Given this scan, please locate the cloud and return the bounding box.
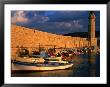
[58,22,72,27]
[72,20,83,28]
[11,11,50,24]
[37,16,49,23]
[53,20,83,29]
[33,19,84,34]
[59,11,86,15]
[11,11,29,23]
[11,11,99,34]
[26,15,49,24]
[34,13,37,17]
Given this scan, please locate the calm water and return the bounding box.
[11,53,100,77]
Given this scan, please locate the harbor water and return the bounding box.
[11,53,100,77]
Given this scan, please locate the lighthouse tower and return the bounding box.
[88,11,97,46]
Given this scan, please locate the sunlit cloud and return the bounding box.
[11,11,29,23]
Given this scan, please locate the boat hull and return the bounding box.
[11,63,73,71]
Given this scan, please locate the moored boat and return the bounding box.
[11,52,73,71]
[11,61,73,71]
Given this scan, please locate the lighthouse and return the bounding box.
[88,11,97,47]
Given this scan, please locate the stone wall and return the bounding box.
[11,24,97,55]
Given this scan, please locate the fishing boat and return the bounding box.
[11,62,73,71]
[11,57,73,71]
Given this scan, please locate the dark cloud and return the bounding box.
[11,11,100,34]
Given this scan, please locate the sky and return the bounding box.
[11,11,100,35]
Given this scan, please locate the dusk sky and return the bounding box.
[11,11,100,34]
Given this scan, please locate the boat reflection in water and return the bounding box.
[11,53,100,77]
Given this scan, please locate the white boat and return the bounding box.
[11,62,73,71]
[11,56,73,71]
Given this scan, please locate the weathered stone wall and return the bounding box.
[90,38,97,46]
[11,24,97,55]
